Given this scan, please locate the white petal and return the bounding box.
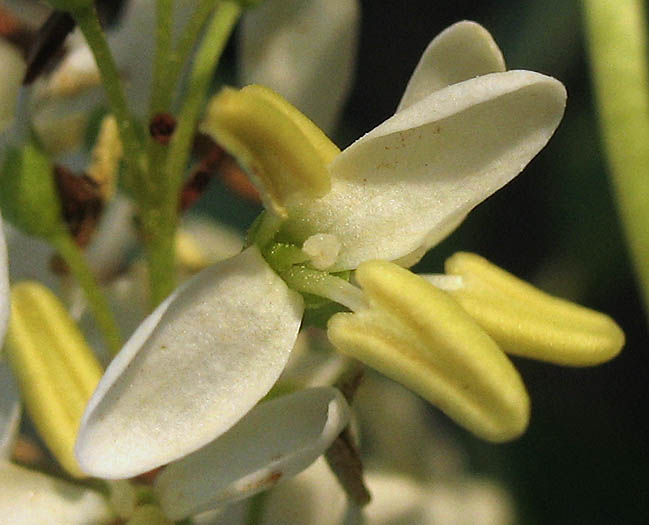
[0,213,8,344]
[0,363,20,460]
[397,21,506,112]
[0,462,113,524]
[260,457,351,524]
[76,247,304,479]
[239,0,360,132]
[155,387,350,520]
[85,194,137,281]
[284,71,566,270]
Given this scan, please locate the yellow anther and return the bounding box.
[201,85,340,217]
[87,115,122,200]
[4,282,103,478]
[328,260,529,443]
[175,230,208,273]
[444,252,625,366]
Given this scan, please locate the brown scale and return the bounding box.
[54,165,104,247]
[181,133,261,213]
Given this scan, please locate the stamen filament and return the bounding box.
[280,266,366,313]
[51,231,122,354]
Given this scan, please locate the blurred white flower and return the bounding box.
[239,0,360,132]
[0,462,114,524]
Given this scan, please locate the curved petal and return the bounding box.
[239,0,360,132]
[0,363,20,460]
[283,70,567,270]
[397,21,506,112]
[156,387,350,520]
[75,247,304,479]
[0,213,8,343]
[0,462,113,524]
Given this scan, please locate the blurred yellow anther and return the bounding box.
[327,260,530,442]
[87,115,122,200]
[444,252,625,366]
[175,230,208,273]
[201,84,339,217]
[4,282,103,478]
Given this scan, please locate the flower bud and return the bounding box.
[0,142,64,240]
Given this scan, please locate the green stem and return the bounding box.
[51,232,122,355]
[245,492,267,525]
[141,201,178,308]
[149,0,175,117]
[280,266,366,312]
[165,0,242,192]
[144,1,242,307]
[582,0,649,315]
[73,5,146,192]
[156,0,216,114]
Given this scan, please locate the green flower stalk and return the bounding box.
[582,0,649,315]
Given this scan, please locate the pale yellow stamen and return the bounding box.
[328,260,530,442]
[4,282,103,478]
[175,230,208,273]
[444,252,625,366]
[201,85,340,217]
[87,115,122,200]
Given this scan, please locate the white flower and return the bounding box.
[76,20,568,479]
[258,458,515,525]
[0,461,114,524]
